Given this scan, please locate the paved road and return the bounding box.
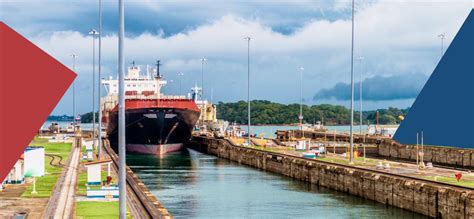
[46,138,81,218]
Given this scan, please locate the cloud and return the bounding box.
[4,1,471,115]
[0,1,347,37]
[314,73,428,101]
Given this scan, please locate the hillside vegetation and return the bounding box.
[216,100,408,125]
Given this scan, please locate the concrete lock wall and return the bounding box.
[189,137,474,219]
[277,130,474,169]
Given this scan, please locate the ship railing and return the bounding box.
[124,94,188,100]
[100,94,190,112]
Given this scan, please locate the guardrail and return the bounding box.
[197,135,474,191]
[102,140,172,219]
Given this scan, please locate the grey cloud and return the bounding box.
[0,1,350,38]
[314,73,428,101]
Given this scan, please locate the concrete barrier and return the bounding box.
[277,130,474,169]
[189,136,474,218]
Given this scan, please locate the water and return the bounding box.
[44,121,396,138]
[42,121,94,131]
[240,125,372,138]
[128,149,423,219]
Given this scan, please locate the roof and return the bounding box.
[25,146,45,151]
[84,159,113,166]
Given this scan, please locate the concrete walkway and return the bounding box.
[44,137,81,218]
[54,144,80,218]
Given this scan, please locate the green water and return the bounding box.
[127,149,424,219]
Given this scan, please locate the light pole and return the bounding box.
[71,54,78,124]
[89,29,99,146]
[298,67,304,130]
[349,0,355,164]
[357,56,364,135]
[200,58,206,99]
[98,0,103,159]
[437,33,447,58]
[357,56,365,163]
[118,0,126,217]
[244,36,252,146]
[178,72,184,94]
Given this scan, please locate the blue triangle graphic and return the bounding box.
[393,9,474,148]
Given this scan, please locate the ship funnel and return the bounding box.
[155,60,162,78]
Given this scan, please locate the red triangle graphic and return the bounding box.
[0,22,76,180]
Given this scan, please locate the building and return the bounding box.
[23,146,45,177]
[1,157,24,190]
[1,146,45,191]
[84,159,118,198]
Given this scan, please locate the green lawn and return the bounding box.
[76,201,131,219]
[22,137,72,198]
[421,176,474,188]
[316,156,378,167]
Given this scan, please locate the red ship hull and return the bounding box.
[106,98,200,155]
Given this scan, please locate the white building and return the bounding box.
[84,159,118,198]
[84,159,112,185]
[1,158,24,190]
[2,146,44,190]
[23,146,45,177]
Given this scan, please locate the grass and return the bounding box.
[245,144,474,189]
[247,145,280,153]
[421,176,474,188]
[22,137,72,198]
[317,156,379,167]
[76,201,132,219]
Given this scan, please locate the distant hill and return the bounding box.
[47,115,73,121]
[216,100,408,125]
[47,113,96,123]
[66,101,408,125]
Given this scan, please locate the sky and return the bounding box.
[1,0,472,115]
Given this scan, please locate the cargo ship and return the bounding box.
[101,61,200,155]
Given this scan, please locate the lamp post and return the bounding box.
[71,54,78,124]
[298,67,304,130]
[118,0,126,217]
[178,72,184,94]
[200,58,206,99]
[349,0,355,165]
[89,29,99,147]
[357,56,364,162]
[98,0,103,159]
[244,36,252,146]
[437,33,447,58]
[357,56,364,135]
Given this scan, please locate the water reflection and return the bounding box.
[128,149,426,219]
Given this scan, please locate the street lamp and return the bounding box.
[177,72,184,95]
[200,57,206,99]
[98,0,103,159]
[437,33,447,58]
[349,0,355,165]
[357,56,364,135]
[357,56,365,163]
[117,0,126,217]
[70,54,78,124]
[244,36,252,146]
[89,29,99,146]
[298,67,304,130]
